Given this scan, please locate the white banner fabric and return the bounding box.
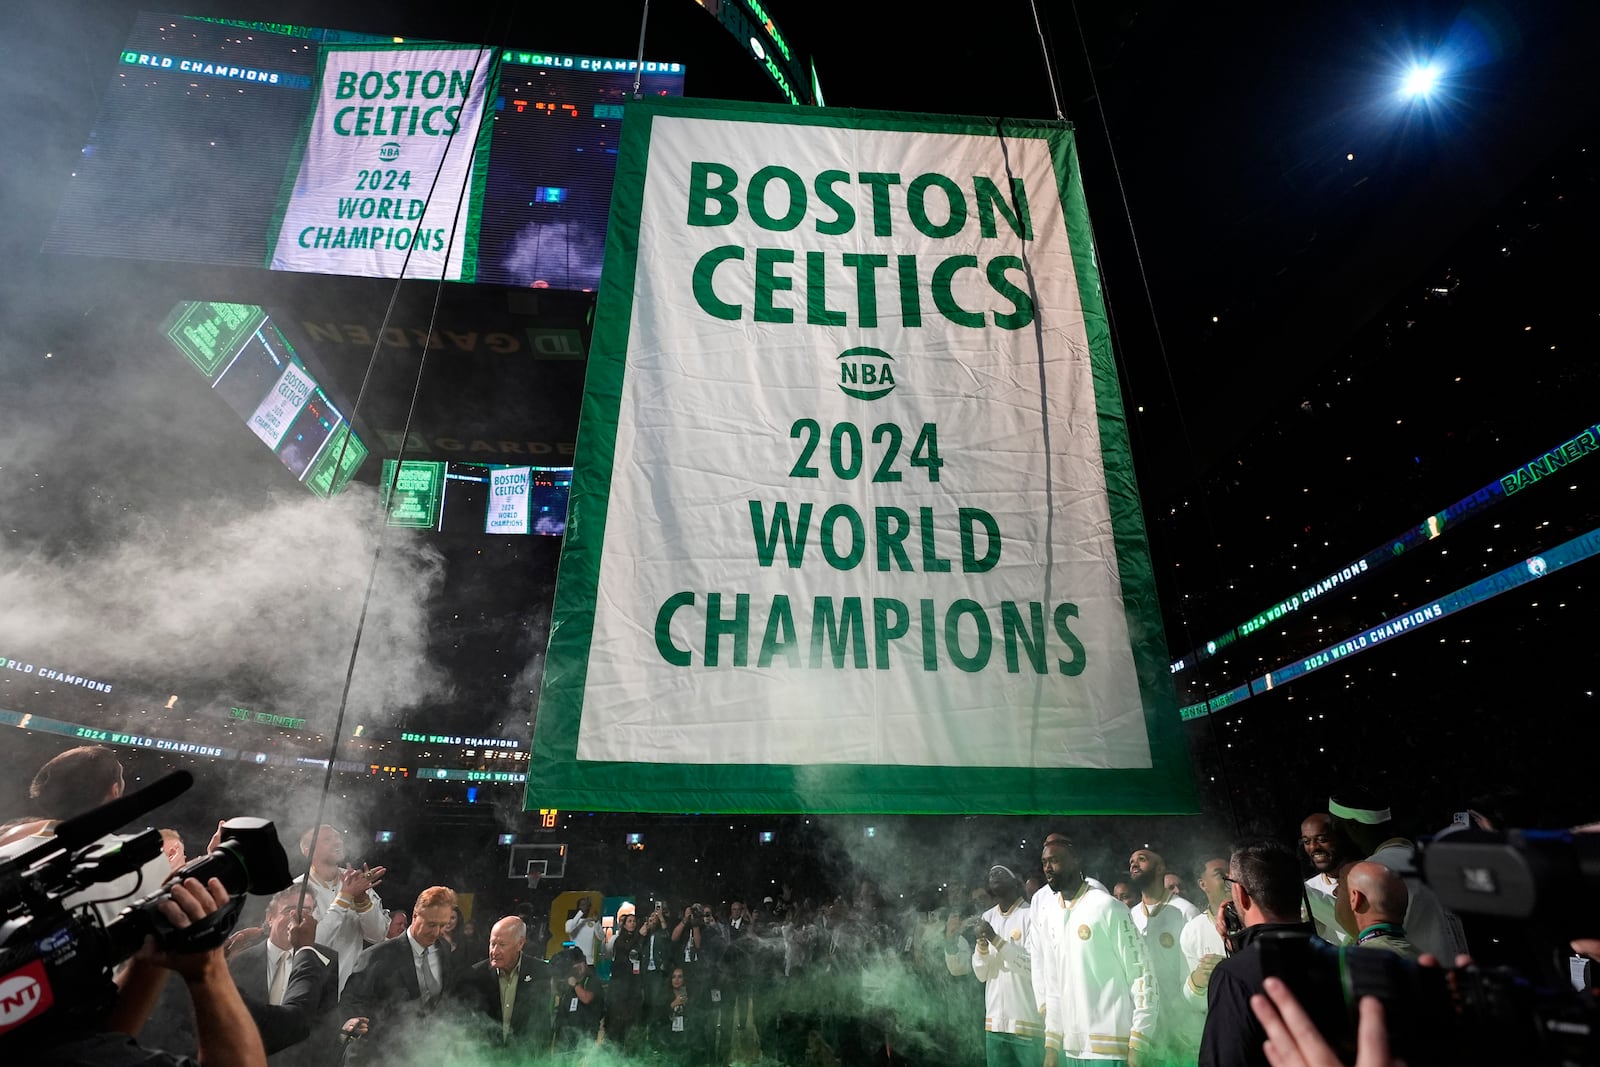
[268,44,490,280]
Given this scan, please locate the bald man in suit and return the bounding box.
[455,915,552,1045]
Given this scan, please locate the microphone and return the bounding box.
[10,770,194,868]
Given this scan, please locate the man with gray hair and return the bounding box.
[457,914,550,1044]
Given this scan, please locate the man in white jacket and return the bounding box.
[1031,837,1156,1066]
[1127,849,1199,1065]
[968,864,1045,1066]
[290,824,387,993]
[566,895,600,964]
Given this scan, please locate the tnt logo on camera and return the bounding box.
[0,960,54,1035]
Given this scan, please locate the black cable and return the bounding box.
[1066,1,1240,834]
[297,16,512,915]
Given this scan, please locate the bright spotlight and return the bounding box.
[1400,64,1440,98]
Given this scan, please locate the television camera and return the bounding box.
[0,771,291,1046]
[1259,827,1599,1065]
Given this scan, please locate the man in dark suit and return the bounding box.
[454,915,551,1046]
[340,885,458,1064]
[227,886,342,1063]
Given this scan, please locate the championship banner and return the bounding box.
[529,98,1196,814]
[266,43,494,280]
[486,466,534,534]
[248,362,315,449]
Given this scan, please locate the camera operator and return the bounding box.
[2,747,173,929]
[553,945,603,1050]
[39,876,269,1067]
[1199,839,1320,1067]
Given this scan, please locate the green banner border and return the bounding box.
[457,49,501,284]
[527,96,1197,814]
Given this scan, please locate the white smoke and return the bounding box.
[0,485,450,725]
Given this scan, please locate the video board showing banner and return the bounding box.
[380,459,570,534]
[163,300,367,496]
[380,459,447,528]
[486,466,533,533]
[266,44,494,281]
[528,98,1196,814]
[45,14,685,288]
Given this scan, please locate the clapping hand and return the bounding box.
[1189,953,1223,992]
[339,863,386,902]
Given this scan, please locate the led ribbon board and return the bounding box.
[1168,419,1600,675]
[1178,524,1600,721]
[528,98,1195,815]
[690,0,816,106]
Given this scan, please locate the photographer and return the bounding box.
[552,945,603,1050]
[1199,839,1320,1067]
[671,901,726,1003]
[42,876,268,1067]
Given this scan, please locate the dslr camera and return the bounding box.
[0,771,292,1048]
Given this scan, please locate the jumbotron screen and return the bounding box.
[44,13,686,290]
